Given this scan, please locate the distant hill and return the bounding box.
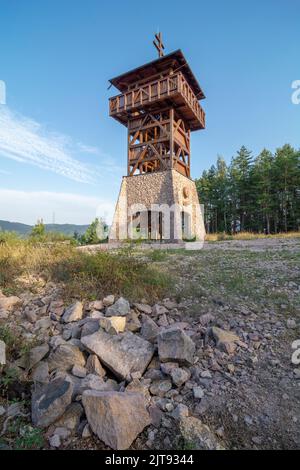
[0,220,89,237]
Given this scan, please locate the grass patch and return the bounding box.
[205,231,300,242]
[0,238,171,302]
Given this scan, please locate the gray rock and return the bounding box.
[48,344,85,372]
[99,316,126,334]
[149,380,172,397]
[193,386,205,399]
[82,391,151,450]
[31,378,73,428]
[28,343,49,370]
[126,311,141,332]
[140,314,159,343]
[49,434,61,448]
[103,295,115,307]
[72,364,87,378]
[62,301,83,323]
[81,319,100,337]
[134,303,152,314]
[287,318,297,329]
[54,402,83,432]
[180,417,224,450]
[31,361,49,383]
[81,330,154,381]
[82,423,92,438]
[86,354,106,377]
[158,327,195,366]
[170,367,191,387]
[0,339,6,365]
[106,297,130,317]
[171,403,189,420]
[152,304,168,316]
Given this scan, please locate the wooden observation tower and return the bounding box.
[108,34,206,243]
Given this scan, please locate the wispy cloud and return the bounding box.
[0,106,114,183]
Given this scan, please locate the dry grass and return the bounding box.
[205,231,300,242]
[0,235,170,302]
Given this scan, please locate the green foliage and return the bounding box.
[196,144,300,234]
[75,218,108,245]
[30,219,46,240]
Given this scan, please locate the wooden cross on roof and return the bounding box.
[153,32,165,58]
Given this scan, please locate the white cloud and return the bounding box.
[0,189,115,225]
[0,106,116,183]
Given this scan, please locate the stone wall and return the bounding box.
[109,169,205,243]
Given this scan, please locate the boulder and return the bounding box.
[179,417,224,450]
[31,378,73,428]
[48,344,85,372]
[157,327,195,366]
[99,316,126,334]
[81,330,154,380]
[140,315,159,343]
[82,391,151,450]
[106,297,130,317]
[62,301,83,323]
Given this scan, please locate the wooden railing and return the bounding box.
[109,72,205,129]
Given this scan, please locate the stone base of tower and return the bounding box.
[109,170,205,243]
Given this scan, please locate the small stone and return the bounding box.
[180,417,224,450]
[99,316,126,334]
[126,311,141,332]
[172,403,189,420]
[227,364,235,374]
[293,368,300,379]
[88,300,103,311]
[200,370,212,379]
[149,380,172,397]
[0,405,6,416]
[0,340,6,365]
[86,354,106,377]
[193,386,204,399]
[157,314,169,327]
[134,303,152,314]
[62,301,83,323]
[210,326,240,353]
[54,402,83,432]
[106,297,130,317]
[72,365,87,378]
[103,295,115,307]
[199,313,215,326]
[287,319,297,329]
[252,436,262,445]
[165,402,174,412]
[152,304,168,316]
[82,423,92,438]
[49,434,61,448]
[170,367,191,387]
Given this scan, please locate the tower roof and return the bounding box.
[109,49,205,100]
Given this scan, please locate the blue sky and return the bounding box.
[0,0,299,224]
